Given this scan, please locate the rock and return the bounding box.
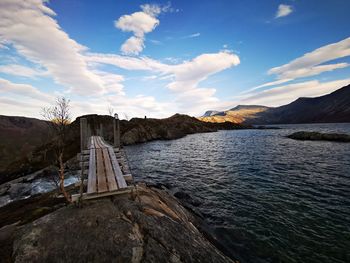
[11,185,233,262]
[287,131,350,142]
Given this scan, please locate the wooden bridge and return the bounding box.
[72,116,133,202]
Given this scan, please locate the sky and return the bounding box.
[0,0,350,119]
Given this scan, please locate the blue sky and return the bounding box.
[0,0,350,119]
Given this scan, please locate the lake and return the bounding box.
[125,123,350,263]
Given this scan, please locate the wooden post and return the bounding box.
[87,123,91,139]
[80,118,87,151]
[100,123,103,138]
[114,114,120,148]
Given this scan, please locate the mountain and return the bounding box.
[248,84,350,124]
[198,105,271,123]
[199,84,350,124]
[203,110,222,117]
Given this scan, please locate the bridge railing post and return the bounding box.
[114,113,120,149]
[80,118,87,151]
[100,123,103,138]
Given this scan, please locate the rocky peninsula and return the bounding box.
[0,183,235,262]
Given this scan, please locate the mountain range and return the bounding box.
[198,84,350,124]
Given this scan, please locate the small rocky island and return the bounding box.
[287,131,350,142]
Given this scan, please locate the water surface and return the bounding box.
[125,123,350,263]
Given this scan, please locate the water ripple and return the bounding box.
[126,123,350,263]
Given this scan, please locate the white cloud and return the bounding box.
[115,3,172,55]
[115,11,159,37]
[275,4,293,18]
[86,53,169,71]
[275,63,349,80]
[149,39,162,45]
[120,36,145,55]
[240,78,350,107]
[243,78,293,94]
[91,70,125,95]
[0,0,104,95]
[182,33,201,39]
[0,64,47,78]
[0,0,240,118]
[0,77,53,102]
[87,51,240,115]
[165,51,240,92]
[269,37,350,78]
[251,37,350,91]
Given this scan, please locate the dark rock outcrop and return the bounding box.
[5,185,233,262]
[287,131,350,142]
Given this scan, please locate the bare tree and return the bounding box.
[41,97,72,203]
[108,105,114,116]
[123,112,129,121]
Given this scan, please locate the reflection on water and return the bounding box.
[125,123,350,263]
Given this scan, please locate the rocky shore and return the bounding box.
[0,184,235,263]
[287,131,350,142]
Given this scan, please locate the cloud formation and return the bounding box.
[182,33,201,39]
[0,64,47,78]
[240,78,350,107]
[0,0,104,95]
[115,4,171,55]
[249,37,350,92]
[0,77,53,102]
[269,37,350,79]
[275,4,293,18]
[87,51,240,114]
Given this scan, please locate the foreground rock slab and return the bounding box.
[12,185,233,263]
[287,131,350,142]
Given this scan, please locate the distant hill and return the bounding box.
[199,84,350,124]
[199,105,271,123]
[0,116,49,174]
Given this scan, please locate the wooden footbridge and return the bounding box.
[72,115,133,202]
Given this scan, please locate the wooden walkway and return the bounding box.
[87,136,128,194]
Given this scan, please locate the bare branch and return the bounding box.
[108,105,114,116]
[41,96,72,203]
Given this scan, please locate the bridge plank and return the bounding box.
[97,137,127,188]
[87,146,96,194]
[96,148,108,193]
[108,146,127,189]
[94,136,101,149]
[102,147,118,191]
